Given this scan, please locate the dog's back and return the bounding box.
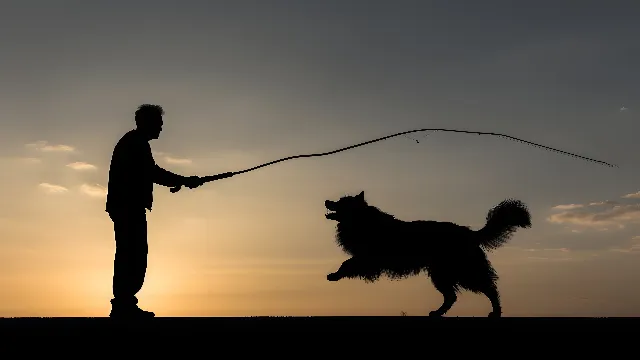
[362,218,476,256]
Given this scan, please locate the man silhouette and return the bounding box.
[105,104,211,318]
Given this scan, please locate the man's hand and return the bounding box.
[170,172,235,193]
[183,176,205,189]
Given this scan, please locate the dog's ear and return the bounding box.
[357,191,364,200]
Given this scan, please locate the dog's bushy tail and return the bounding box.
[475,199,531,251]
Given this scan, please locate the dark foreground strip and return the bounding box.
[0,316,635,335]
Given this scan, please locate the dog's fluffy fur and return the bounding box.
[324,191,531,317]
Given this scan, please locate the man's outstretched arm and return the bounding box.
[152,164,188,187]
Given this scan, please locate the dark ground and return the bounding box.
[0,316,636,335]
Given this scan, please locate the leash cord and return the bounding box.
[169,128,616,193]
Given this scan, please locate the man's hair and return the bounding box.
[135,104,164,126]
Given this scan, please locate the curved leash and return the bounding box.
[169,128,617,193]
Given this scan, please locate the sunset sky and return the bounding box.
[1,1,639,317]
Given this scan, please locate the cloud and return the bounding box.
[523,248,571,253]
[551,200,619,211]
[164,156,193,165]
[80,184,107,198]
[610,236,640,254]
[38,183,68,194]
[622,191,640,199]
[26,141,75,152]
[548,204,640,228]
[153,151,193,165]
[66,162,97,171]
[548,193,640,229]
[588,200,619,206]
[551,204,584,210]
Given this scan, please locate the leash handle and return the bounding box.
[170,172,235,193]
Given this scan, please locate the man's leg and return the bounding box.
[110,210,154,318]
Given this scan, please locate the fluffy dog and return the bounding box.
[324,191,531,317]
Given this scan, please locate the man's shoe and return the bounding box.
[109,306,155,319]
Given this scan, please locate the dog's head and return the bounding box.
[325,191,368,222]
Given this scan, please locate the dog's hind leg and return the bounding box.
[429,277,458,317]
[480,285,502,318]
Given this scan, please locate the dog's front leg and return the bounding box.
[327,257,358,281]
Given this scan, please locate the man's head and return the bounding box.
[135,104,164,140]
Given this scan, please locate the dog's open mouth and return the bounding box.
[325,210,337,219]
[325,200,338,220]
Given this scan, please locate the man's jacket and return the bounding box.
[106,129,185,215]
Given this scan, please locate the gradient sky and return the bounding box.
[1,0,639,317]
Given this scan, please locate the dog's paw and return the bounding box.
[488,311,502,318]
[327,273,341,282]
[428,311,443,317]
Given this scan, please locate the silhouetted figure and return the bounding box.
[106,104,205,318]
[324,191,531,317]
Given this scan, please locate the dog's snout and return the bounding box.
[325,200,335,209]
